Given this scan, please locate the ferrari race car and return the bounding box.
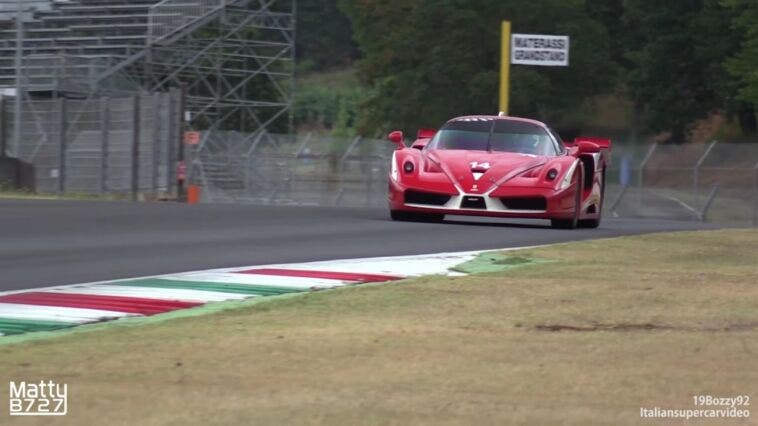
[385,114,611,229]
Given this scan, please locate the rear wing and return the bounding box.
[570,137,611,150]
[569,137,612,167]
[411,128,437,150]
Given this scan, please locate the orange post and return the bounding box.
[186,184,201,204]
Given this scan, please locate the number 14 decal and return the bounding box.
[470,162,490,169]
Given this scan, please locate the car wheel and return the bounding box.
[550,166,582,229]
[579,168,605,229]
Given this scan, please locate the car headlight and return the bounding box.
[391,152,399,181]
[559,161,579,190]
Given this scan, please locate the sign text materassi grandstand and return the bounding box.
[511,33,569,66]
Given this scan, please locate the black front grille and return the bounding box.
[404,190,451,206]
[461,196,486,209]
[499,197,547,211]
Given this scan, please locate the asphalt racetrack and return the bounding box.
[0,198,721,291]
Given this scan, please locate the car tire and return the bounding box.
[550,166,582,229]
[579,168,605,229]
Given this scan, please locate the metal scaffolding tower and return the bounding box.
[2,0,295,143]
[102,0,295,136]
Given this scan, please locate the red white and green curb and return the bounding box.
[0,251,500,338]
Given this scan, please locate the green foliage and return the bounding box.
[294,0,757,140]
[337,0,616,135]
[724,1,758,106]
[293,69,366,135]
[296,0,359,71]
[621,0,739,141]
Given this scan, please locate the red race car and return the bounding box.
[385,114,611,229]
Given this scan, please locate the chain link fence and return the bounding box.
[192,132,758,225]
[4,112,757,226]
[606,140,758,226]
[1,90,182,197]
[189,131,393,207]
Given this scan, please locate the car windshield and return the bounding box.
[427,119,560,156]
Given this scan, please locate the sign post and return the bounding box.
[499,21,511,115]
[499,22,570,115]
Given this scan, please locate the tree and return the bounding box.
[620,0,739,142]
[723,0,758,134]
[296,0,359,72]
[338,0,616,135]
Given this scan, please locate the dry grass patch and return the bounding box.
[1,229,756,425]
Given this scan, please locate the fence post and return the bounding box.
[100,96,110,193]
[295,132,312,157]
[0,96,5,158]
[334,187,345,206]
[58,97,67,193]
[365,163,374,207]
[637,142,658,212]
[152,92,161,194]
[609,184,629,217]
[753,160,758,227]
[131,94,141,201]
[13,2,23,160]
[339,136,362,171]
[167,88,177,195]
[699,185,719,222]
[693,140,717,210]
[177,82,188,200]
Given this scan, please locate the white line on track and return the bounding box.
[0,302,137,323]
[49,285,250,303]
[159,272,348,289]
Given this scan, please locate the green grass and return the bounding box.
[0,229,756,425]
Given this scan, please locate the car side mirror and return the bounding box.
[577,141,600,154]
[388,130,405,149]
